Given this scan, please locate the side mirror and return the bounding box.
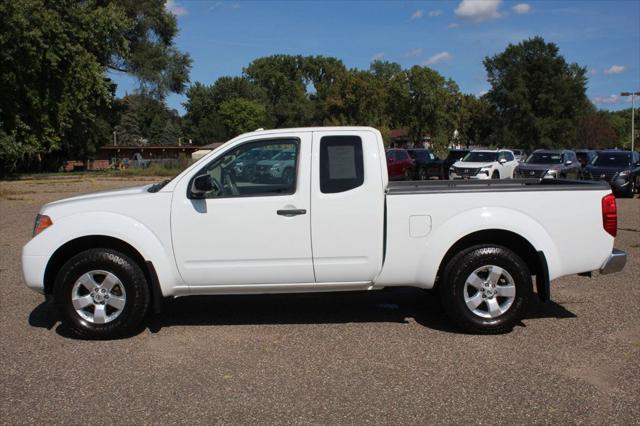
[499,158,507,164]
[387,157,395,163]
[190,174,214,198]
[565,160,573,166]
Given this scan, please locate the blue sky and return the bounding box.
[111,0,640,115]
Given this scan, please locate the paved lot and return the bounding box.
[1,175,639,424]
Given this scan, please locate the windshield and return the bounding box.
[446,151,468,160]
[592,152,631,167]
[462,151,497,162]
[526,152,563,164]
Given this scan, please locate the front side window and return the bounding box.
[196,139,299,198]
[320,136,364,193]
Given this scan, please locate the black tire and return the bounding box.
[418,167,428,181]
[438,245,532,334]
[54,249,150,339]
[491,171,499,179]
[404,168,413,181]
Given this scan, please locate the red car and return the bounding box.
[386,149,415,181]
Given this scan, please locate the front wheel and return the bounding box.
[491,171,500,179]
[439,245,532,334]
[54,249,150,339]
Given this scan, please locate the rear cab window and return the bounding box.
[320,136,364,193]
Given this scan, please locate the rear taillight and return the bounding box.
[602,194,617,237]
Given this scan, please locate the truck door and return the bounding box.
[171,132,315,286]
[310,130,385,283]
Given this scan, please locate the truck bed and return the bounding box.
[387,178,610,195]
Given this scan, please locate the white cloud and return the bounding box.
[455,0,502,22]
[512,3,531,14]
[165,0,188,16]
[403,48,424,58]
[372,52,384,61]
[411,9,424,20]
[447,22,460,29]
[592,95,620,105]
[429,10,443,17]
[424,51,452,65]
[603,65,625,75]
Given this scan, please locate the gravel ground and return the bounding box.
[1,175,638,424]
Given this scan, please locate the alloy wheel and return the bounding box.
[463,265,516,319]
[71,270,127,324]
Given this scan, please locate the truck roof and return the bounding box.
[239,126,380,138]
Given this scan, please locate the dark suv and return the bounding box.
[407,149,444,180]
[442,149,470,180]
[515,149,581,179]
[583,150,640,197]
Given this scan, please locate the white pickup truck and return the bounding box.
[22,127,626,339]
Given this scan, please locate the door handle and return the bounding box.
[277,209,307,216]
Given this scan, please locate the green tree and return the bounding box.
[105,0,192,97]
[0,0,190,174]
[576,112,618,149]
[218,98,268,137]
[388,66,458,149]
[484,37,591,149]
[114,110,143,146]
[244,55,313,127]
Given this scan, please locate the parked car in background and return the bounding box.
[511,149,527,162]
[450,149,518,179]
[255,150,297,184]
[442,149,469,179]
[386,149,415,180]
[232,148,278,181]
[407,148,444,180]
[583,150,640,197]
[575,149,597,168]
[514,149,581,179]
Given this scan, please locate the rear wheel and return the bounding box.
[54,249,150,339]
[439,245,532,334]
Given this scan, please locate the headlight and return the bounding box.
[479,167,491,175]
[617,170,630,178]
[543,169,557,179]
[33,214,53,236]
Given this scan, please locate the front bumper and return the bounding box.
[449,172,490,180]
[600,249,627,275]
[22,253,48,294]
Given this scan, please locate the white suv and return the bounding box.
[449,149,518,179]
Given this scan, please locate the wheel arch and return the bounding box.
[43,235,165,312]
[434,229,550,301]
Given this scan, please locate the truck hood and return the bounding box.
[517,163,560,171]
[44,184,152,209]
